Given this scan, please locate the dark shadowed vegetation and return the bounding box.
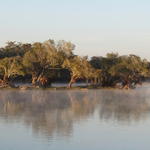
[0,40,150,89]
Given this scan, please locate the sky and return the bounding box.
[0,0,150,59]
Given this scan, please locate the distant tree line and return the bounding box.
[0,40,150,89]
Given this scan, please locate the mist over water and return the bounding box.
[0,84,150,150]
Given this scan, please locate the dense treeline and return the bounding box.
[0,39,150,89]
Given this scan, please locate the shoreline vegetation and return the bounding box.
[0,39,150,90]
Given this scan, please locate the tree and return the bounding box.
[62,56,100,88]
[90,54,117,86]
[23,42,50,85]
[43,40,66,67]
[0,39,149,89]
[109,54,149,88]
[57,40,75,57]
[0,56,24,82]
[23,41,67,86]
[0,41,32,58]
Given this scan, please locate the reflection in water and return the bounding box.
[0,88,150,139]
[98,90,150,123]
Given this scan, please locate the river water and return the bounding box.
[0,84,150,150]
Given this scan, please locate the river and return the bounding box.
[0,84,150,150]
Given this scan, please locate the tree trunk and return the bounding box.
[3,74,8,82]
[68,81,73,88]
[32,75,37,85]
[37,74,43,83]
[68,76,77,88]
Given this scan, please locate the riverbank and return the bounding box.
[1,79,146,90]
[0,83,139,90]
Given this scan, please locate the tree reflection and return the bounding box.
[97,90,150,123]
[0,89,150,138]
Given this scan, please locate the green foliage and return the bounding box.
[0,56,24,81]
[57,40,75,57]
[90,53,150,88]
[0,41,32,58]
[0,40,150,88]
[22,40,74,85]
[62,56,101,87]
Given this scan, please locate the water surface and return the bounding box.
[0,84,150,150]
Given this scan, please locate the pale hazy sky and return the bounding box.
[0,0,150,59]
